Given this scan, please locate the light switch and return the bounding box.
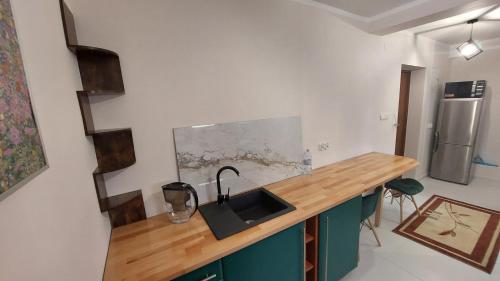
[379,113,390,121]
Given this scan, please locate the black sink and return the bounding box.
[199,188,295,240]
[227,188,292,224]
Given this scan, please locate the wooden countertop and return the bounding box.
[104,152,418,281]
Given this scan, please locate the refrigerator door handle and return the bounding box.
[434,131,440,152]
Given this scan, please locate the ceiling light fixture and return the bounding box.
[456,19,483,60]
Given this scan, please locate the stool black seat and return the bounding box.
[385,178,424,222]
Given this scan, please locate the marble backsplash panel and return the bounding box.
[173,116,304,204]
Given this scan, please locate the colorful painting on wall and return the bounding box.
[0,0,47,200]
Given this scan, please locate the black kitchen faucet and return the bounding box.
[216,166,240,205]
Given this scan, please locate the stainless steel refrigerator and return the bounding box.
[430,81,486,185]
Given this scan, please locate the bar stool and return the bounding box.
[361,187,383,247]
[384,178,424,223]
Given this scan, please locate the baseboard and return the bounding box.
[415,173,428,180]
[404,169,428,180]
[474,164,500,181]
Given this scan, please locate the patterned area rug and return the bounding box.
[394,195,500,273]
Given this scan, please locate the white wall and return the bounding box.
[0,1,110,281]
[64,0,450,217]
[449,48,500,181]
[0,1,452,279]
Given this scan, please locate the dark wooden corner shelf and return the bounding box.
[77,91,125,136]
[76,91,95,134]
[92,128,136,173]
[60,1,124,92]
[305,261,314,272]
[305,216,319,281]
[68,44,119,56]
[305,233,314,243]
[92,172,108,212]
[106,190,146,228]
[88,128,131,135]
[77,88,124,135]
[74,46,124,92]
[60,0,145,228]
[77,90,125,96]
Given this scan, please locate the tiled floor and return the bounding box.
[343,177,500,281]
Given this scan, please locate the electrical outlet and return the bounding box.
[318,142,330,151]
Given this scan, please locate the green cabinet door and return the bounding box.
[222,222,305,281]
[173,260,223,281]
[318,196,362,281]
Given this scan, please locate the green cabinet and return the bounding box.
[318,196,362,281]
[176,196,361,281]
[173,260,223,281]
[222,222,305,281]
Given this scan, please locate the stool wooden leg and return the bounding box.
[410,196,421,216]
[384,188,390,196]
[367,218,382,247]
[399,196,405,223]
[374,186,384,227]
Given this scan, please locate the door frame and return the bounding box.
[395,70,411,156]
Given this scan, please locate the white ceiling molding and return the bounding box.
[311,0,426,19]
[291,0,500,35]
[290,0,369,22]
[369,0,432,21]
[409,4,500,46]
[410,6,495,35]
[483,4,500,17]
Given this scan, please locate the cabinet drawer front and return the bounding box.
[173,260,223,281]
[222,223,305,281]
[319,196,362,281]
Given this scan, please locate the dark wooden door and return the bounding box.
[395,71,411,156]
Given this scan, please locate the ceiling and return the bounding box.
[408,5,500,45]
[314,0,417,17]
[295,0,500,35]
